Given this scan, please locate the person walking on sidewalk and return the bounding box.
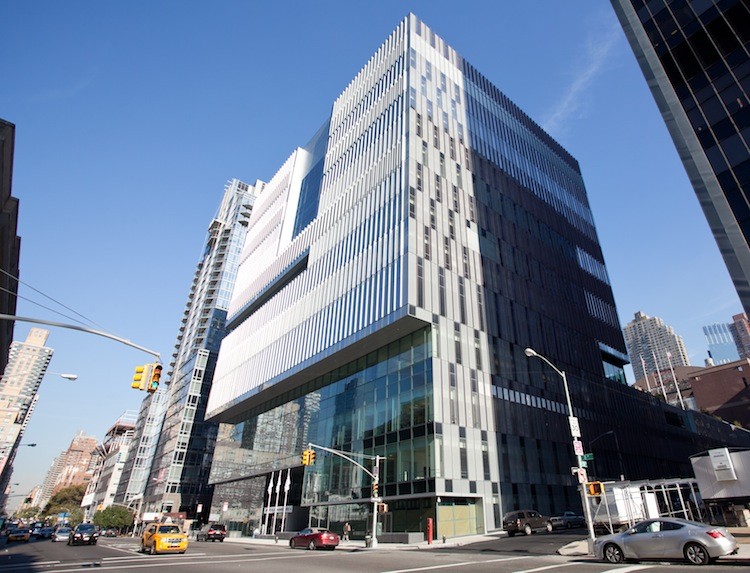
[343,522,351,542]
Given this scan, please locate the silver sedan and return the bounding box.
[594,517,738,566]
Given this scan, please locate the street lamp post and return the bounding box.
[524,348,596,547]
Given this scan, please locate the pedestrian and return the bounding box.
[343,522,351,541]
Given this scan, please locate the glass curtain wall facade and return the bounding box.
[612,0,750,314]
[206,14,750,539]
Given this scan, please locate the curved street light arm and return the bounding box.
[0,314,161,361]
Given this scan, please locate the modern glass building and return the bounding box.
[612,0,750,315]
[140,179,258,520]
[205,14,750,539]
[703,321,740,364]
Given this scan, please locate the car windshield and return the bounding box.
[77,524,96,531]
[158,525,181,534]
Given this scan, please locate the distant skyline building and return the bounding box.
[81,411,136,520]
[52,432,98,494]
[204,14,749,540]
[623,310,690,381]
[142,179,257,519]
[612,1,750,315]
[0,119,21,378]
[37,454,63,510]
[730,312,750,358]
[0,328,53,505]
[703,322,740,364]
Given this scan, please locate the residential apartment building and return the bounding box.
[623,311,690,381]
[205,14,750,539]
[0,328,53,504]
[142,179,258,520]
[730,312,750,358]
[81,411,136,520]
[612,0,750,314]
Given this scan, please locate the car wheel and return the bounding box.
[545,522,553,533]
[219,538,224,542]
[140,543,146,553]
[523,524,533,536]
[308,540,316,550]
[684,542,710,565]
[507,531,515,537]
[603,543,625,563]
[289,539,294,548]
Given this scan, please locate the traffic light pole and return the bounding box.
[306,443,381,548]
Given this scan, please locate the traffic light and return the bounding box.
[586,481,604,496]
[301,450,310,466]
[372,482,379,497]
[309,449,315,465]
[132,365,147,390]
[148,364,163,393]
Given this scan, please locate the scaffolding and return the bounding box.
[589,477,703,535]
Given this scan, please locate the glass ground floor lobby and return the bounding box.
[208,327,490,538]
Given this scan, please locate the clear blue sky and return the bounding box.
[2,1,741,507]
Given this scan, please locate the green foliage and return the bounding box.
[14,506,40,521]
[42,484,87,525]
[93,506,133,530]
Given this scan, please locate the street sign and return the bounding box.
[577,467,588,483]
[568,416,581,438]
[573,439,583,456]
[580,460,588,468]
[582,453,594,461]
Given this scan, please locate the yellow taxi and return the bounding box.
[6,528,31,543]
[140,523,188,555]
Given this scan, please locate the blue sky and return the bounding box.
[2,1,741,506]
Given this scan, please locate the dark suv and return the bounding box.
[196,523,226,542]
[503,510,552,537]
[68,523,99,545]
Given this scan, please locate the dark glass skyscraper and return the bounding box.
[612,0,750,314]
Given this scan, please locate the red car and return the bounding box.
[289,527,340,550]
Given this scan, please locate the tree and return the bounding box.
[93,506,133,530]
[14,506,40,521]
[42,484,87,525]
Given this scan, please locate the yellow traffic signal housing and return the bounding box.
[301,450,310,466]
[372,482,379,497]
[148,364,163,393]
[587,481,604,496]
[309,449,316,465]
[132,365,146,390]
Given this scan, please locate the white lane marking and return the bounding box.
[381,555,534,573]
[600,565,654,573]
[513,562,582,573]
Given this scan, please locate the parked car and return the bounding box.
[102,528,118,537]
[594,517,738,566]
[289,527,340,550]
[140,523,188,555]
[51,526,71,542]
[6,528,30,543]
[503,510,553,537]
[196,523,226,542]
[550,511,586,530]
[68,523,99,546]
[37,527,55,539]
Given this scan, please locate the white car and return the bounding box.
[51,526,71,542]
[594,518,738,566]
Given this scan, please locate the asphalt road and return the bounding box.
[1,532,748,573]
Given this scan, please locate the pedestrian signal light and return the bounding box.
[132,365,146,390]
[147,364,163,393]
[587,481,604,496]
